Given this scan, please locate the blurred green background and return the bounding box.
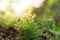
[0,0,60,40]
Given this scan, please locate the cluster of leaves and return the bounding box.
[15,17,42,40]
[0,13,43,40]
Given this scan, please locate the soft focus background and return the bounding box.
[0,0,60,40]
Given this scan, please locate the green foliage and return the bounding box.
[17,17,42,40]
[48,19,60,40]
[4,17,17,28]
[0,0,60,40]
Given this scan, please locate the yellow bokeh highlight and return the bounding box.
[48,0,56,6]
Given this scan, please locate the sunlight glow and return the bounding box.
[11,0,45,13]
[0,0,45,18]
[32,0,45,8]
[0,0,9,10]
